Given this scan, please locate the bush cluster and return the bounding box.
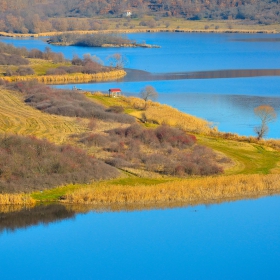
[0,42,65,63]
[79,124,223,176]
[46,55,106,75]
[0,134,120,193]
[0,53,29,65]
[48,33,133,47]
[5,67,34,76]
[7,81,135,123]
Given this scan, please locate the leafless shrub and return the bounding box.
[106,106,124,114]
[0,134,119,193]
[8,81,134,123]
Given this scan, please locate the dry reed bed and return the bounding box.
[0,88,87,143]
[127,97,211,134]
[0,194,35,205]
[0,26,279,38]
[2,70,126,84]
[63,174,280,205]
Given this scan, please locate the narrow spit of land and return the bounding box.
[0,42,279,208]
[0,87,279,208]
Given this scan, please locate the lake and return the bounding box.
[1,196,280,279]
[1,33,280,137]
[0,33,280,279]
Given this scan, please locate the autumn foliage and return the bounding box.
[79,123,224,176]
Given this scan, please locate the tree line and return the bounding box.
[0,0,279,34]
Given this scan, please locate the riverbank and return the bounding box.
[1,19,280,38]
[1,174,280,208]
[2,69,126,84]
[0,29,277,38]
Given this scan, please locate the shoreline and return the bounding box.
[48,41,161,48]
[0,174,280,207]
[1,69,126,84]
[0,27,278,38]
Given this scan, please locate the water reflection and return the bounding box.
[0,204,75,233]
[0,194,273,233]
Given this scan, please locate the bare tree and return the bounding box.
[107,53,128,69]
[139,85,158,109]
[254,105,277,140]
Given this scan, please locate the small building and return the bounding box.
[123,10,132,17]
[108,88,122,97]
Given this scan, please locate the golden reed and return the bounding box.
[2,70,126,84]
[0,194,36,205]
[63,174,280,205]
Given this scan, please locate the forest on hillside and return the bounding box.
[0,0,279,33]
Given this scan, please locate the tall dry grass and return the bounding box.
[63,174,280,205]
[2,70,126,84]
[127,97,211,134]
[0,194,35,205]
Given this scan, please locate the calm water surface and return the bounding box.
[1,196,280,279]
[1,33,280,279]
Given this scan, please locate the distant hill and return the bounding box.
[0,0,279,34]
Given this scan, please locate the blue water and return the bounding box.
[1,34,280,279]
[1,196,280,279]
[1,33,280,138]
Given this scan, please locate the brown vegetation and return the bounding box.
[254,105,277,140]
[48,33,133,47]
[78,123,224,176]
[5,80,134,123]
[0,134,120,193]
[0,0,279,35]
[0,41,126,82]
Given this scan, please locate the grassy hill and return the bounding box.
[0,82,279,206]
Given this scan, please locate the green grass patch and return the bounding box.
[31,184,82,202]
[29,59,71,75]
[106,177,175,186]
[198,136,280,175]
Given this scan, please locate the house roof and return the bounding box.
[109,88,121,92]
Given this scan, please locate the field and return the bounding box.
[0,87,87,143]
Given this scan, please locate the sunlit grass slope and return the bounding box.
[198,136,280,175]
[90,93,211,133]
[0,87,87,143]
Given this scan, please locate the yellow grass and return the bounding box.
[126,97,212,134]
[63,174,280,205]
[1,19,280,38]
[2,70,126,84]
[0,87,87,143]
[89,94,211,134]
[0,16,280,37]
[0,194,36,205]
